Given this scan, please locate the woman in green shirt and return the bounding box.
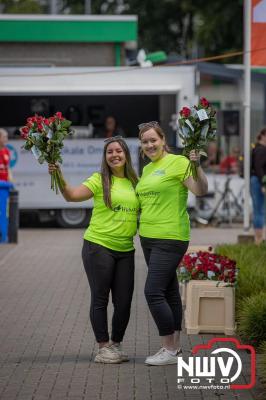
[136,122,208,366]
[48,137,139,364]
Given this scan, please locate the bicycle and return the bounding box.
[192,175,245,226]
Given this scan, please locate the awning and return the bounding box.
[0,66,193,95]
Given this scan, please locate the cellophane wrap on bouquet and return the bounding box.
[178,97,217,180]
[20,112,73,193]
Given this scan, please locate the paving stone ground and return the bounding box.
[0,228,264,400]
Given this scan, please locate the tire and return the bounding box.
[56,208,91,228]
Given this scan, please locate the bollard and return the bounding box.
[8,189,19,243]
[0,181,13,243]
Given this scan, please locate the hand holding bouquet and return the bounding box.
[178,97,216,179]
[20,112,73,193]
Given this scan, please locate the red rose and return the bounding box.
[20,126,29,139]
[55,111,64,120]
[49,116,55,123]
[180,106,191,118]
[200,97,209,108]
[44,118,50,125]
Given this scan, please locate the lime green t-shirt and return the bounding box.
[82,172,139,252]
[136,154,192,241]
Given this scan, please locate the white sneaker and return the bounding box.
[94,346,122,364]
[110,344,129,362]
[145,348,180,366]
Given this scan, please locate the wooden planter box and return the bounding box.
[185,280,236,335]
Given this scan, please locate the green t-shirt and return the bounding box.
[82,172,139,252]
[136,154,192,241]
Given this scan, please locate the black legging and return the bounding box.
[140,237,189,336]
[82,240,135,343]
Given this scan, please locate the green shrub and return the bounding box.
[215,244,266,302]
[237,293,266,348]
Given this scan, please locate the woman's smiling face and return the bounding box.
[140,128,166,161]
[105,141,126,170]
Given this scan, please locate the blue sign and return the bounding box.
[6,144,18,168]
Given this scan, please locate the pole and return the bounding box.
[49,0,57,14]
[85,0,92,14]
[8,189,19,244]
[243,0,251,231]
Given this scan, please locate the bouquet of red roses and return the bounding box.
[20,112,73,193]
[177,248,238,287]
[178,97,216,179]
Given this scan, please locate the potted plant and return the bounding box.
[177,248,238,334]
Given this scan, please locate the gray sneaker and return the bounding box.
[94,346,122,364]
[110,344,129,362]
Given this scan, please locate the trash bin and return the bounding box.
[0,181,13,243]
[8,188,19,243]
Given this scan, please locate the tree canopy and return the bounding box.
[0,0,243,63]
[0,0,44,13]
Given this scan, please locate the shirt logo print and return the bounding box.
[112,205,138,213]
[152,169,166,176]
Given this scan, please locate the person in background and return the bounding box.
[201,142,220,173]
[219,146,240,174]
[136,121,208,366]
[94,116,125,139]
[250,128,266,245]
[48,137,139,363]
[0,128,13,182]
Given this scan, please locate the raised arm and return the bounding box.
[8,167,14,183]
[48,163,93,202]
[182,150,208,196]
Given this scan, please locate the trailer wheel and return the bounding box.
[56,209,91,228]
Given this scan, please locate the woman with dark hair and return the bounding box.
[94,116,125,138]
[136,121,208,366]
[251,127,266,245]
[48,137,138,363]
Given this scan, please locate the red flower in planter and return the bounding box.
[177,249,237,286]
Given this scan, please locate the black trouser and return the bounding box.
[82,240,135,343]
[140,236,189,336]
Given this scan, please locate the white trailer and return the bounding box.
[8,138,140,227]
[1,65,197,227]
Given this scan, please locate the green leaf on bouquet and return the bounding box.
[210,120,217,129]
[24,142,33,150]
[55,131,65,142]
[60,119,72,129]
[38,155,45,164]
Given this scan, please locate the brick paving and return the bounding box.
[0,228,264,400]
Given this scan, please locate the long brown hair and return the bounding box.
[138,123,171,158]
[100,138,138,209]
